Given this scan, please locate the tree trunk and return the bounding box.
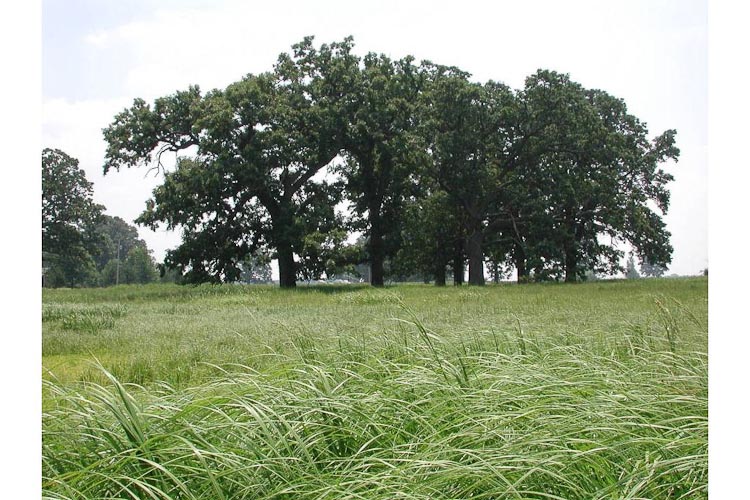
[564,244,577,283]
[369,227,385,287]
[453,238,464,286]
[467,228,485,286]
[562,208,580,283]
[277,243,297,288]
[492,261,500,284]
[272,202,297,289]
[434,264,446,286]
[515,243,528,284]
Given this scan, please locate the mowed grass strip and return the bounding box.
[42,278,707,498]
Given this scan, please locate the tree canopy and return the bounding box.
[95,215,158,286]
[42,148,104,287]
[515,72,678,282]
[105,38,357,287]
[42,148,158,287]
[421,69,531,285]
[101,37,679,287]
[339,53,427,286]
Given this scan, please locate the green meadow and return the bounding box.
[42,278,708,499]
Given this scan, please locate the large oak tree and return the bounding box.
[339,53,427,286]
[103,38,358,287]
[422,68,533,285]
[517,71,679,282]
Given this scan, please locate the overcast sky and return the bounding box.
[41,0,708,276]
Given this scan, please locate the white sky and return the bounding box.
[41,0,708,276]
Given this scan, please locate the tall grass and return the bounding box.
[43,278,707,498]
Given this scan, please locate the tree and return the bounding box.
[42,148,104,287]
[340,53,427,286]
[415,68,678,285]
[519,71,679,282]
[100,37,678,287]
[298,227,349,282]
[395,189,463,286]
[327,237,369,281]
[626,252,640,279]
[99,246,158,285]
[158,265,182,284]
[92,215,146,271]
[239,253,273,283]
[422,68,531,285]
[103,38,358,287]
[92,214,160,286]
[640,259,667,278]
[124,246,158,283]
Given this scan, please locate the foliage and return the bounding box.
[93,215,146,270]
[42,249,99,288]
[41,150,159,288]
[239,252,273,283]
[42,148,104,287]
[122,246,158,284]
[517,72,678,282]
[326,236,369,281]
[158,264,183,284]
[395,189,462,285]
[641,259,667,277]
[296,228,347,281]
[99,248,158,286]
[101,37,679,288]
[420,69,679,285]
[104,37,358,287]
[340,53,427,286]
[421,69,526,285]
[94,215,158,286]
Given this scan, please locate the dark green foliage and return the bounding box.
[515,72,678,282]
[419,67,539,285]
[340,53,428,286]
[42,149,159,288]
[107,37,358,287]
[95,215,158,285]
[395,190,463,285]
[122,246,159,284]
[239,253,273,283]
[42,148,104,287]
[93,215,144,270]
[101,37,678,287]
[298,228,346,281]
[419,69,679,284]
[42,249,99,288]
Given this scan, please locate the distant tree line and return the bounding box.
[101,37,678,287]
[42,148,160,287]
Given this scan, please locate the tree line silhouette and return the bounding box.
[102,37,678,287]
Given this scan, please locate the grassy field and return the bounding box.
[42,278,708,499]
